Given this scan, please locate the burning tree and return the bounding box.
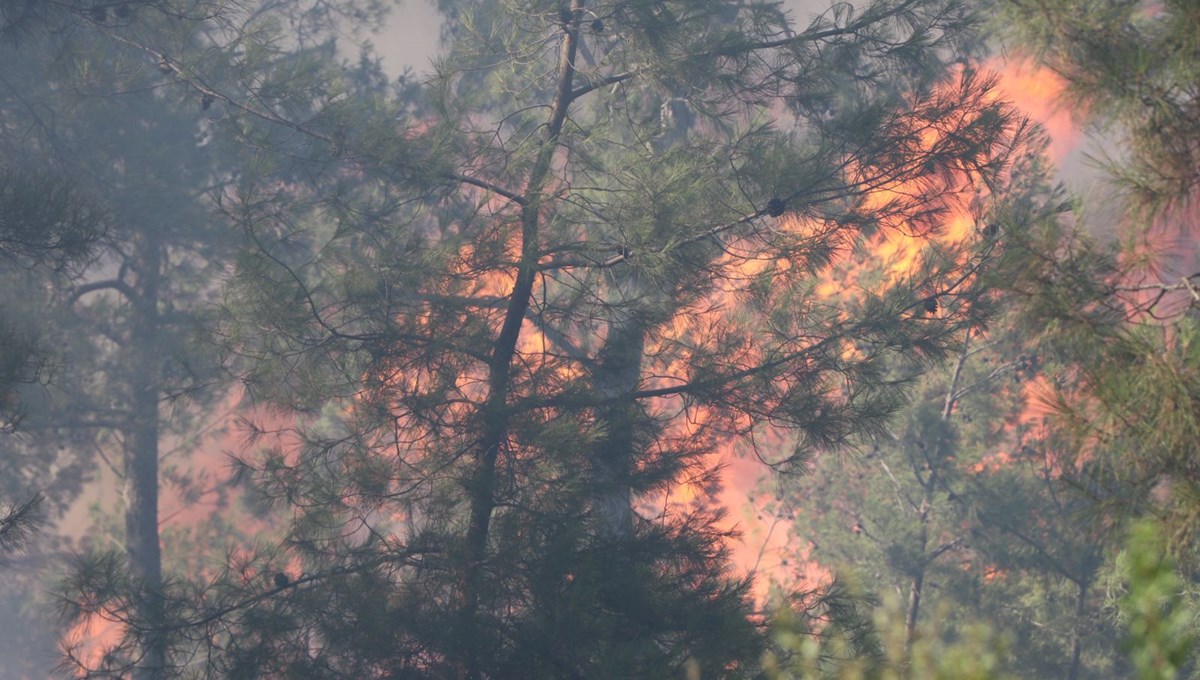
[62,0,1031,676]
[779,2,1200,675]
[993,0,1200,552]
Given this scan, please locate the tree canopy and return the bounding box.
[0,1,1196,679]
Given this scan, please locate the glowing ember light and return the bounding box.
[62,613,125,678]
[992,59,1083,162]
[723,59,1090,601]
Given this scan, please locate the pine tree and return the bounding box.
[41,3,406,678]
[0,0,108,588]
[991,0,1200,554]
[64,0,1031,677]
[0,4,248,677]
[786,317,1127,677]
[826,9,1200,677]
[993,0,1200,218]
[0,57,108,432]
[774,131,1131,676]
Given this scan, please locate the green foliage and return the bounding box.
[0,169,107,272]
[1118,520,1197,680]
[993,0,1200,216]
[0,315,44,432]
[765,590,1014,680]
[774,127,1128,676]
[0,493,41,558]
[0,92,108,433]
[987,7,1200,673]
[0,0,1053,677]
[130,0,1031,676]
[775,0,1200,674]
[0,2,284,676]
[764,523,1200,680]
[1037,317,1200,560]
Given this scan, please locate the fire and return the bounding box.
[59,53,1096,670]
[992,59,1082,162]
[1019,374,1059,427]
[712,58,1092,602]
[62,613,125,677]
[683,106,1011,602]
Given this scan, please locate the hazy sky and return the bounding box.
[369,1,1105,219]
[373,0,832,77]
[375,0,444,76]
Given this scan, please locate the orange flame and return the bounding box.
[712,59,1093,600]
[62,613,125,678]
[992,59,1082,162]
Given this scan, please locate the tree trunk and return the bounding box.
[125,237,164,680]
[902,501,931,647]
[456,6,583,678]
[592,312,644,538]
[905,334,971,649]
[1066,579,1088,680]
[904,571,925,642]
[589,84,695,539]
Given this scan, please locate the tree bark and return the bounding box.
[907,484,936,647]
[904,333,971,649]
[589,85,696,540]
[1066,579,1088,680]
[456,5,583,679]
[125,235,164,680]
[592,312,644,538]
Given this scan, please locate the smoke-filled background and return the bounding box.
[0,0,1196,678]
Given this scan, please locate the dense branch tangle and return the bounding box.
[206,1,1033,677]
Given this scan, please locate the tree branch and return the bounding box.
[66,278,139,307]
